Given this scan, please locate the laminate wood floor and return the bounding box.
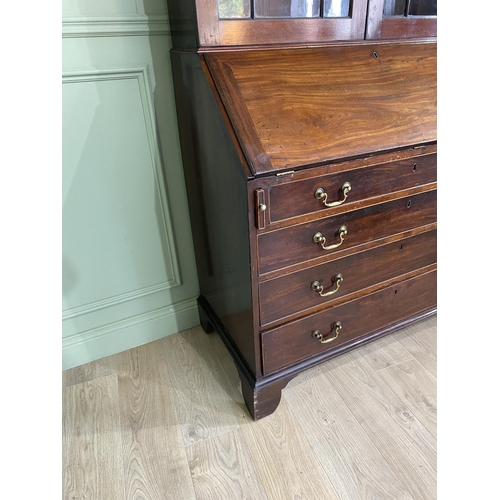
[62,315,437,500]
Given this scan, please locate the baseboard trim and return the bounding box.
[62,298,200,370]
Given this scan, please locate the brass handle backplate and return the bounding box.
[315,182,351,208]
[313,225,347,250]
[311,273,343,297]
[312,321,342,344]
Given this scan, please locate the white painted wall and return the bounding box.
[62,0,200,370]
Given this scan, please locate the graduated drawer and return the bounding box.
[261,270,437,375]
[258,190,436,274]
[259,230,436,327]
[269,154,436,223]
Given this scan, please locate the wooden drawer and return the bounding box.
[258,190,436,274]
[269,153,436,223]
[259,230,436,326]
[261,270,437,375]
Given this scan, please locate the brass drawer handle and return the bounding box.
[311,273,343,297]
[312,321,342,344]
[315,182,351,208]
[313,225,347,250]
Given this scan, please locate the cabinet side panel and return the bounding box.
[165,0,199,49]
[170,51,257,374]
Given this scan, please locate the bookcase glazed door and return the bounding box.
[195,0,369,46]
[366,0,437,39]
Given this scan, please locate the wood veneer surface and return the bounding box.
[205,42,436,175]
[259,230,437,326]
[258,190,437,274]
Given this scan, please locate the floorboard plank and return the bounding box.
[186,428,268,500]
[62,375,125,500]
[117,341,195,500]
[63,317,438,500]
[240,398,341,500]
[376,358,437,439]
[353,332,414,372]
[393,316,437,378]
[162,327,243,446]
[322,352,436,499]
[62,355,124,388]
[283,367,414,500]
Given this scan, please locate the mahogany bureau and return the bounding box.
[166,0,437,420]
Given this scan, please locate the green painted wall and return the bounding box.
[62,1,200,370]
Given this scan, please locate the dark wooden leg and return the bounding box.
[198,300,214,334]
[198,294,290,420]
[237,368,291,421]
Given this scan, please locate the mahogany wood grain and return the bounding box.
[189,0,369,47]
[269,153,436,223]
[198,289,436,419]
[259,230,437,326]
[378,17,437,39]
[217,14,367,47]
[170,51,258,374]
[166,4,438,421]
[258,190,437,274]
[210,60,272,174]
[258,224,436,283]
[194,0,220,47]
[366,0,436,40]
[261,269,437,375]
[166,0,436,49]
[198,294,289,419]
[200,56,254,178]
[250,307,437,417]
[247,181,266,377]
[238,367,291,421]
[248,144,436,233]
[205,42,436,174]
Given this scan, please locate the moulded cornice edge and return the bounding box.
[62,15,171,38]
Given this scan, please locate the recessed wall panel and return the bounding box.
[62,72,178,317]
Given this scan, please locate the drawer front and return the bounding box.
[269,154,436,223]
[258,190,436,274]
[259,230,436,326]
[261,270,437,375]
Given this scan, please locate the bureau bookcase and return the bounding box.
[166,0,437,419]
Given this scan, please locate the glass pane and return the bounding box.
[218,0,251,19]
[383,0,406,16]
[254,0,320,18]
[324,0,350,17]
[408,0,437,16]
